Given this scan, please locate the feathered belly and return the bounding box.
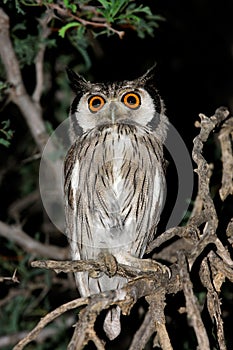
[67,124,166,260]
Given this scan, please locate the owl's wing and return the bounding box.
[64,142,91,296]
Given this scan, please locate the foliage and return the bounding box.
[0,120,14,148]
[2,0,164,71]
[12,29,39,68]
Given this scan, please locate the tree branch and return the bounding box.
[31,258,173,279]
[13,297,88,350]
[200,257,227,350]
[218,116,233,200]
[178,251,210,350]
[129,312,154,350]
[48,3,125,39]
[0,316,75,348]
[32,10,52,103]
[0,221,68,259]
[0,8,49,151]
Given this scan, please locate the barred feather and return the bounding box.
[64,123,166,294]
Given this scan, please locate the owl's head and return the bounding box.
[67,66,167,141]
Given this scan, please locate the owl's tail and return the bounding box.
[103,305,121,340]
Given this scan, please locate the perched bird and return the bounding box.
[64,66,168,340]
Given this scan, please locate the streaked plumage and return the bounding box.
[64,66,168,339]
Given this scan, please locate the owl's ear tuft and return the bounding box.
[137,64,164,115]
[66,67,90,94]
[137,63,157,86]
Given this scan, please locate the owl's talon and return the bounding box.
[146,259,171,278]
[88,269,103,278]
[98,252,118,277]
[156,262,171,278]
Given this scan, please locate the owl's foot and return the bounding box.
[140,258,171,277]
[88,252,118,278]
[90,252,171,279]
[117,253,171,278]
[98,252,118,277]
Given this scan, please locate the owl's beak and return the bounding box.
[109,101,117,124]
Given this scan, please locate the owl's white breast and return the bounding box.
[69,123,165,256]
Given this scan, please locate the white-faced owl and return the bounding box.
[64,66,168,340]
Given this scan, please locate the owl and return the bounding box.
[64,66,168,340]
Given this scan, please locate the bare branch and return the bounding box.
[191,113,218,233]
[200,258,227,350]
[13,297,88,350]
[129,312,154,350]
[218,116,233,200]
[178,251,210,350]
[0,316,75,348]
[0,220,68,259]
[13,275,171,350]
[0,269,19,283]
[155,323,173,350]
[147,292,173,350]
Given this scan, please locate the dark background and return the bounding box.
[90,0,233,147]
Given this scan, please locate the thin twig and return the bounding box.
[0,316,75,348]
[48,3,125,39]
[0,269,19,283]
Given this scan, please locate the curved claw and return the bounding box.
[154,261,171,278]
[147,259,171,278]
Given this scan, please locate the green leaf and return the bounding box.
[1,119,10,130]
[59,22,81,38]
[63,0,77,13]
[13,34,39,67]
[0,120,14,148]
[12,22,27,32]
[0,138,10,148]
[97,0,110,9]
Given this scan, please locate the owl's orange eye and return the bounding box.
[88,95,105,113]
[122,92,141,109]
